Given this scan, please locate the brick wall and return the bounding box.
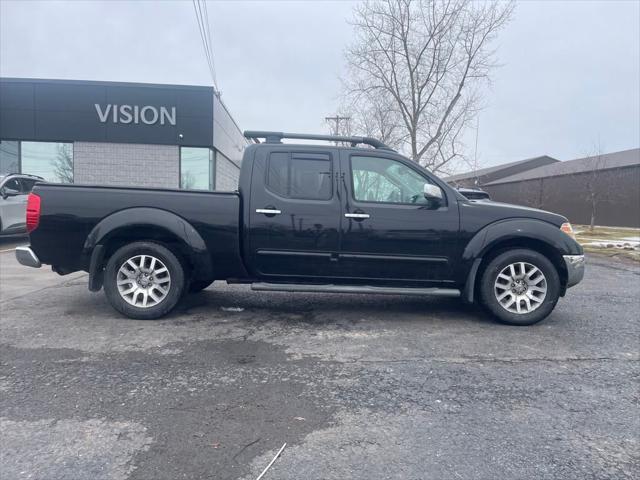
[215,150,241,191]
[74,142,179,188]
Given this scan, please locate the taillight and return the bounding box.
[560,222,576,240]
[26,193,41,233]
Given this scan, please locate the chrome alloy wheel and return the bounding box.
[494,262,547,315]
[116,255,171,308]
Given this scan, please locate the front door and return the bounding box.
[337,152,460,284]
[248,147,341,279]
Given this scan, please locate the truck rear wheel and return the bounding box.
[103,241,185,320]
[479,248,560,326]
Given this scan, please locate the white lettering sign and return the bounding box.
[94,104,176,126]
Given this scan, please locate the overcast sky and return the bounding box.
[1,0,638,171]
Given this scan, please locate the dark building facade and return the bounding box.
[484,149,640,228]
[0,77,247,190]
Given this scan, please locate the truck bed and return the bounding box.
[29,183,246,279]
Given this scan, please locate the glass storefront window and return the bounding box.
[180,147,213,190]
[0,140,20,175]
[21,141,74,183]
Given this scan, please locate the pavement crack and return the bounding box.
[231,437,261,460]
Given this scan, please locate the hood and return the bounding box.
[461,199,568,228]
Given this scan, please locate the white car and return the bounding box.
[0,174,44,235]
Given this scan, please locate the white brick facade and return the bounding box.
[74,142,179,188]
[215,152,241,191]
[73,141,241,190]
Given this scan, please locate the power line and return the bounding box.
[201,0,217,89]
[192,1,214,82]
[192,0,218,91]
[193,0,215,88]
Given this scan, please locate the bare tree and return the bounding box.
[341,92,405,150]
[52,144,73,183]
[181,171,197,190]
[342,0,513,173]
[582,144,614,231]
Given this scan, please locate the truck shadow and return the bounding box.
[174,286,494,327]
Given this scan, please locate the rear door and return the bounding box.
[337,151,460,284]
[248,146,341,279]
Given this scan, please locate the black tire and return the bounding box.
[103,241,186,320]
[479,248,560,326]
[188,279,214,293]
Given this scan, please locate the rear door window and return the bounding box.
[266,152,332,200]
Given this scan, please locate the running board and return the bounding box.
[251,283,460,297]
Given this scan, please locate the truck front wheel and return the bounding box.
[479,248,560,326]
[103,241,185,320]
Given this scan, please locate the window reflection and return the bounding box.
[180,147,213,190]
[21,142,73,183]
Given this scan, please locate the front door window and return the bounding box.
[351,155,440,205]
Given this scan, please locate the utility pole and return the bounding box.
[325,115,351,144]
[473,115,480,186]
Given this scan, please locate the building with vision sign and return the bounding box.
[0,77,247,190]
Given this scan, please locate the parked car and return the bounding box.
[457,187,491,201]
[0,173,44,235]
[15,131,584,325]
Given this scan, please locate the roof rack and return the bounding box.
[243,131,395,151]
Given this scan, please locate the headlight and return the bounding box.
[560,222,576,240]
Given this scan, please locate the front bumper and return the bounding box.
[563,254,585,288]
[15,246,42,268]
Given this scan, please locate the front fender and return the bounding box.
[459,218,583,302]
[83,207,212,279]
[463,218,581,263]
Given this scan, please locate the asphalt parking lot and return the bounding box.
[1,240,639,480]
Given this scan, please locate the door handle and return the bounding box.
[256,208,282,215]
[345,213,370,219]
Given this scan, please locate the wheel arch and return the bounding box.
[83,208,212,290]
[461,219,573,302]
[474,238,568,300]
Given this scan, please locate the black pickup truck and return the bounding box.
[16,131,584,325]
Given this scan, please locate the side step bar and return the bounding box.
[251,283,460,297]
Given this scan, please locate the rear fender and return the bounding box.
[83,208,211,288]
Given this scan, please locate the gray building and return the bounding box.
[0,77,247,191]
[445,155,559,188]
[483,149,640,228]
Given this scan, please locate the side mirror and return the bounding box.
[423,183,443,201]
[1,187,20,199]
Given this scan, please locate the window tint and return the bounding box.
[180,147,213,190]
[266,152,332,200]
[267,152,289,197]
[351,156,439,205]
[21,142,73,183]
